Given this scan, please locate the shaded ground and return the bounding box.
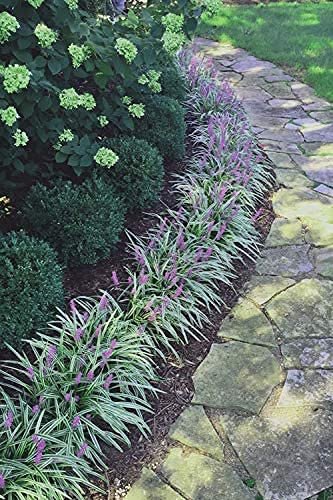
[198,1,333,102]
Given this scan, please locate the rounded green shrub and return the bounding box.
[160,63,186,102]
[134,95,186,161]
[23,177,126,267]
[0,231,64,348]
[101,137,164,211]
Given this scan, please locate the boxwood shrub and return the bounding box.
[101,137,164,211]
[134,95,186,162]
[0,231,64,348]
[23,177,126,267]
[160,63,186,102]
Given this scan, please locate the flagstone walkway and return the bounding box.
[125,39,333,500]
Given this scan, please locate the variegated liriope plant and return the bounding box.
[0,48,273,498]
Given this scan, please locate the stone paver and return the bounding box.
[282,339,333,369]
[169,405,223,460]
[192,342,281,413]
[160,448,255,500]
[126,41,333,500]
[218,298,276,346]
[220,408,333,500]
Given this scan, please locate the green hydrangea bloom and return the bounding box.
[128,103,145,119]
[0,106,19,127]
[64,0,78,9]
[98,115,109,127]
[138,74,149,85]
[161,13,184,33]
[68,43,91,68]
[59,88,80,109]
[34,23,57,48]
[94,147,119,168]
[115,38,138,63]
[3,64,31,94]
[122,95,132,106]
[80,93,96,111]
[0,12,20,44]
[162,31,186,55]
[138,70,161,93]
[59,128,74,143]
[13,129,29,147]
[204,0,222,17]
[27,0,45,8]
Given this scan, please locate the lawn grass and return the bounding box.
[198,1,333,103]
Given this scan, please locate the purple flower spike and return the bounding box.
[4,410,13,430]
[31,434,39,444]
[99,294,109,311]
[103,374,113,390]
[127,276,133,285]
[76,442,88,458]
[176,230,185,251]
[46,345,57,368]
[31,405,40,415]
[27,366,34,381]
[0,474,5,489]
[204,247,213,260]
[34,452,43,465]
[103,339,117,360]
[37,439,46,453]
[216,222,227,241]
[69,299,77,314]
[72,415,81,428]
[64,393,71,402]
[82,311,89,322]
[94,324,102,338]
[87,370,94,381]
[111,271,120,287]
[139,272,149,286]
[173,282,184,299]
[74,328,84,342]
[75,372,82,385]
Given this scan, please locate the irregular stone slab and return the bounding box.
[272,187,333,221]
[244,276,296,305]
[275,169,314,188]
[310,110,333,124]
[192,342,281,414]
[291,82,317,103]
[219,70,243,85]
[266,278,333,340]
[160,448,255,500]
[265,73,293,83]
[249,115,289,130]
[266,151,298,169]
[303,100,332,111]
[277,369,333,407]
[218,298,276,346]
[301,142,333,157]
[261,81,295,100]
[292,117,318,128]
[302,123,333,143]
[261,140,301,154]
[312,246,333,278]
[269,98,302,110]
[259,128,303,143]
[282,340,333,369]
[169,406,223,460]
[265,218,305,247]
[303,218,333,247]
[256,245,313,277]
[314,184,333,198]
[232,55,275,74]
[220,408,333,500]
[125,468,183,500]
[236,87,272,103]
[291,155,333,187]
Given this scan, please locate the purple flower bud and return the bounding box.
[74,395,80,402]
[27,366,34,381]
[99,294,109,311]
[32,405,39,415]
[216,222,227,240]
[37,439,46,452]
[46,345,57,368]
[0,474,5,489]
[76,442,88,458]
[102,339,117,360]
[94,324,102,338]
[87,370,94,381]
[82,311,89,322]
[111,271,120,287]
[173,282,184,299]
[176,230,185,251]
[218,185,228,202]
[34,451,43,465]
[134,247,145,265]
[69,299,77,314]
[139,272,149,285]
[207,220,215,234]
[103,374,113,389]
[74,328,84,342]
[4,411,13,429]
[127,276,133,285]
[204,247,213,260]
[31,434,39,444]
[72,415,81,428]
[64,393,71,402]
[75,372,82,384]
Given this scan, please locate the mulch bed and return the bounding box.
[0,138,275,500]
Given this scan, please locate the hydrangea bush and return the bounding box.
[0,0,205,190]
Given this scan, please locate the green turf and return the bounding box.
[198,1,333,102]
